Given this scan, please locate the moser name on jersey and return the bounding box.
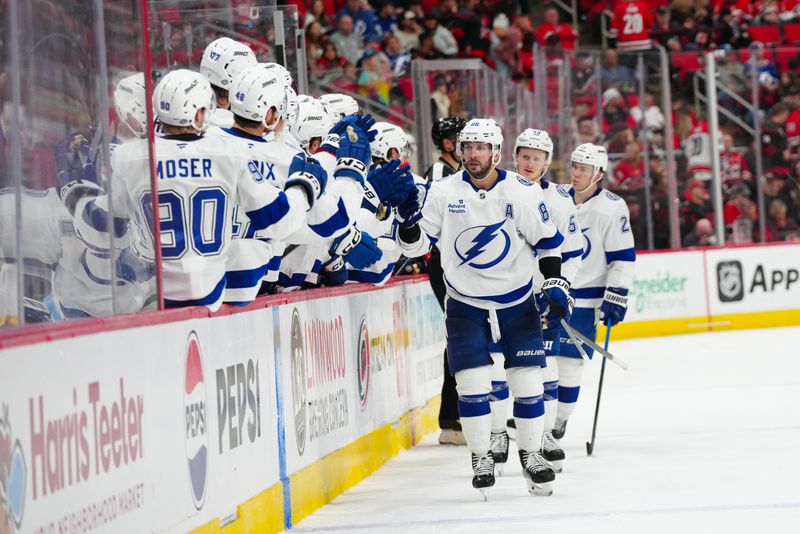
[157,158,213,179]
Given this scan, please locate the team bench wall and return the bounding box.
[1,242,798,534]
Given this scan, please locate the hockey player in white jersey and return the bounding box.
[200,37,257,129]
[488,128,583,475]
[110,69,325,311]
[553,143,635,440]
[320,93,359,120]
[397,118,569,498]
[114,72,148,140]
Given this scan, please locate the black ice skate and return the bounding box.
[471,452,495,501]
[519,449,555,496]
[541,431,565,473]
[552,417,568,439]
[490,431,509,475]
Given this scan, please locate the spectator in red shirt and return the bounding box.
[534,7,578,50]
[609,0,654,52]
[611,142,645,191]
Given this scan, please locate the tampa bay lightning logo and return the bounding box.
[581,228,591,260]
[454,220,511,269]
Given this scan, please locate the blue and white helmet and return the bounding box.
[570,143,608,176]
[114,72,148,138]
[458,118,503,164]
[514,128,553,176]
[320,93,359,119]
[153,69,215,131]
[200,37,257,89]
[293,96,335,155]
[370,122,410,162]
[229,66,286,130]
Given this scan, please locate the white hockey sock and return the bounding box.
[555,356,584,423]
[489,352,509,433]
[543,356,559,431]
[514,395,545,452]
[455,367,492,454]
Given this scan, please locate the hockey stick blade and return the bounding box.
[560,319,629,371]
[586,441,594,455]
[559,318,591,362]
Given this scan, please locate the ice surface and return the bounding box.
[290,327,800,533]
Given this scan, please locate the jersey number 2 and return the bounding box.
[622,13,643,34]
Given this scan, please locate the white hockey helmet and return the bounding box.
[293,97,335,155]
[320,93,359,119]
[259,62,294,88]
[153,69,215,131]
[514,128,553,176]
[370,122,410,162]
[200,37,257,89]
[229,65,286,130]
[458,118,503,164]
[114,72,148,137]
[284,86,300,130]
[570,143,608,177]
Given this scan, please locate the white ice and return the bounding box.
[290,327,800,534]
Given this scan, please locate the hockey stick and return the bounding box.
[586,322,612,456]
[560,319,628,371]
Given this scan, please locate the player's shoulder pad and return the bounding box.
[604,190,622,201]
[515,174,535,187]
[556,184,570,197]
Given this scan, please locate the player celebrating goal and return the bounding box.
[553,143,635,441]
[397,119,569,498]
[489,128,583,475]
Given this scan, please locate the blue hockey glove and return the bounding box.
[55,129,103,214]
[116,246,156,283]
[320,113,378,154]
[599,287,628,326]
[367,160,414,207]
[286,153,328,209]
[396,181,427,227]
[330,226,382,269]
[541,277,572,329]
[320,256,349,286]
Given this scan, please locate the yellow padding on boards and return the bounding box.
[597,309,800,341]
[290,395,441,526]
[190,482,284,534]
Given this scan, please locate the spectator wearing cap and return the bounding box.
[358,48,392,105]
[395,11,421,51]
[422,11,458,57]
[601,50,636,94]
[491,14,523,79]
[331,14,366,64]
[681,179,714,238]
[337,0,383,43]
[534,6,577,50]
[601,88,636,134]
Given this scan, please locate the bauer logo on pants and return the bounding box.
[717,260,744,302]
[290,308,307,456]
[184,332,208,510]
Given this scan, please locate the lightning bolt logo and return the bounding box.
[455,221,511,269]
[581,228,591,260]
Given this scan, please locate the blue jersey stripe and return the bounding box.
[446,278,533,304]
[347,261,395,285]
[225,262,270,290]
[246,193,291,232]
[606,247,636,264]
[309,197,350,238]
[534,230,564,251]
[562,248,583,261]
[573,286,605,299]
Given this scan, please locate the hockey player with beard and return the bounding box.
[200,37,257,129]
[424,116,466,445]
[552,143,635,441]
[489,129,583,475]
[397,118,568,498]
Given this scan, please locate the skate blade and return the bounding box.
[479,488,490,501]
[548,459,564,473]
[526,480,553,497]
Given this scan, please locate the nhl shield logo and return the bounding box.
[717,261,744,302]
[357,316,371,410]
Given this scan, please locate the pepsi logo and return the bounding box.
[184,332,208,510]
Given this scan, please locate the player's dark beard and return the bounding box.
[467,159,493,181]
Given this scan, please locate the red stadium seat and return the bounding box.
[670,52,702,73]
[748,26,782,45]
[783,23,800,44]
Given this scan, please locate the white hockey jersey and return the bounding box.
[567,186,636,309]
[400,168,563,310]
[110,134,308,311]
[532,179,583,291]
